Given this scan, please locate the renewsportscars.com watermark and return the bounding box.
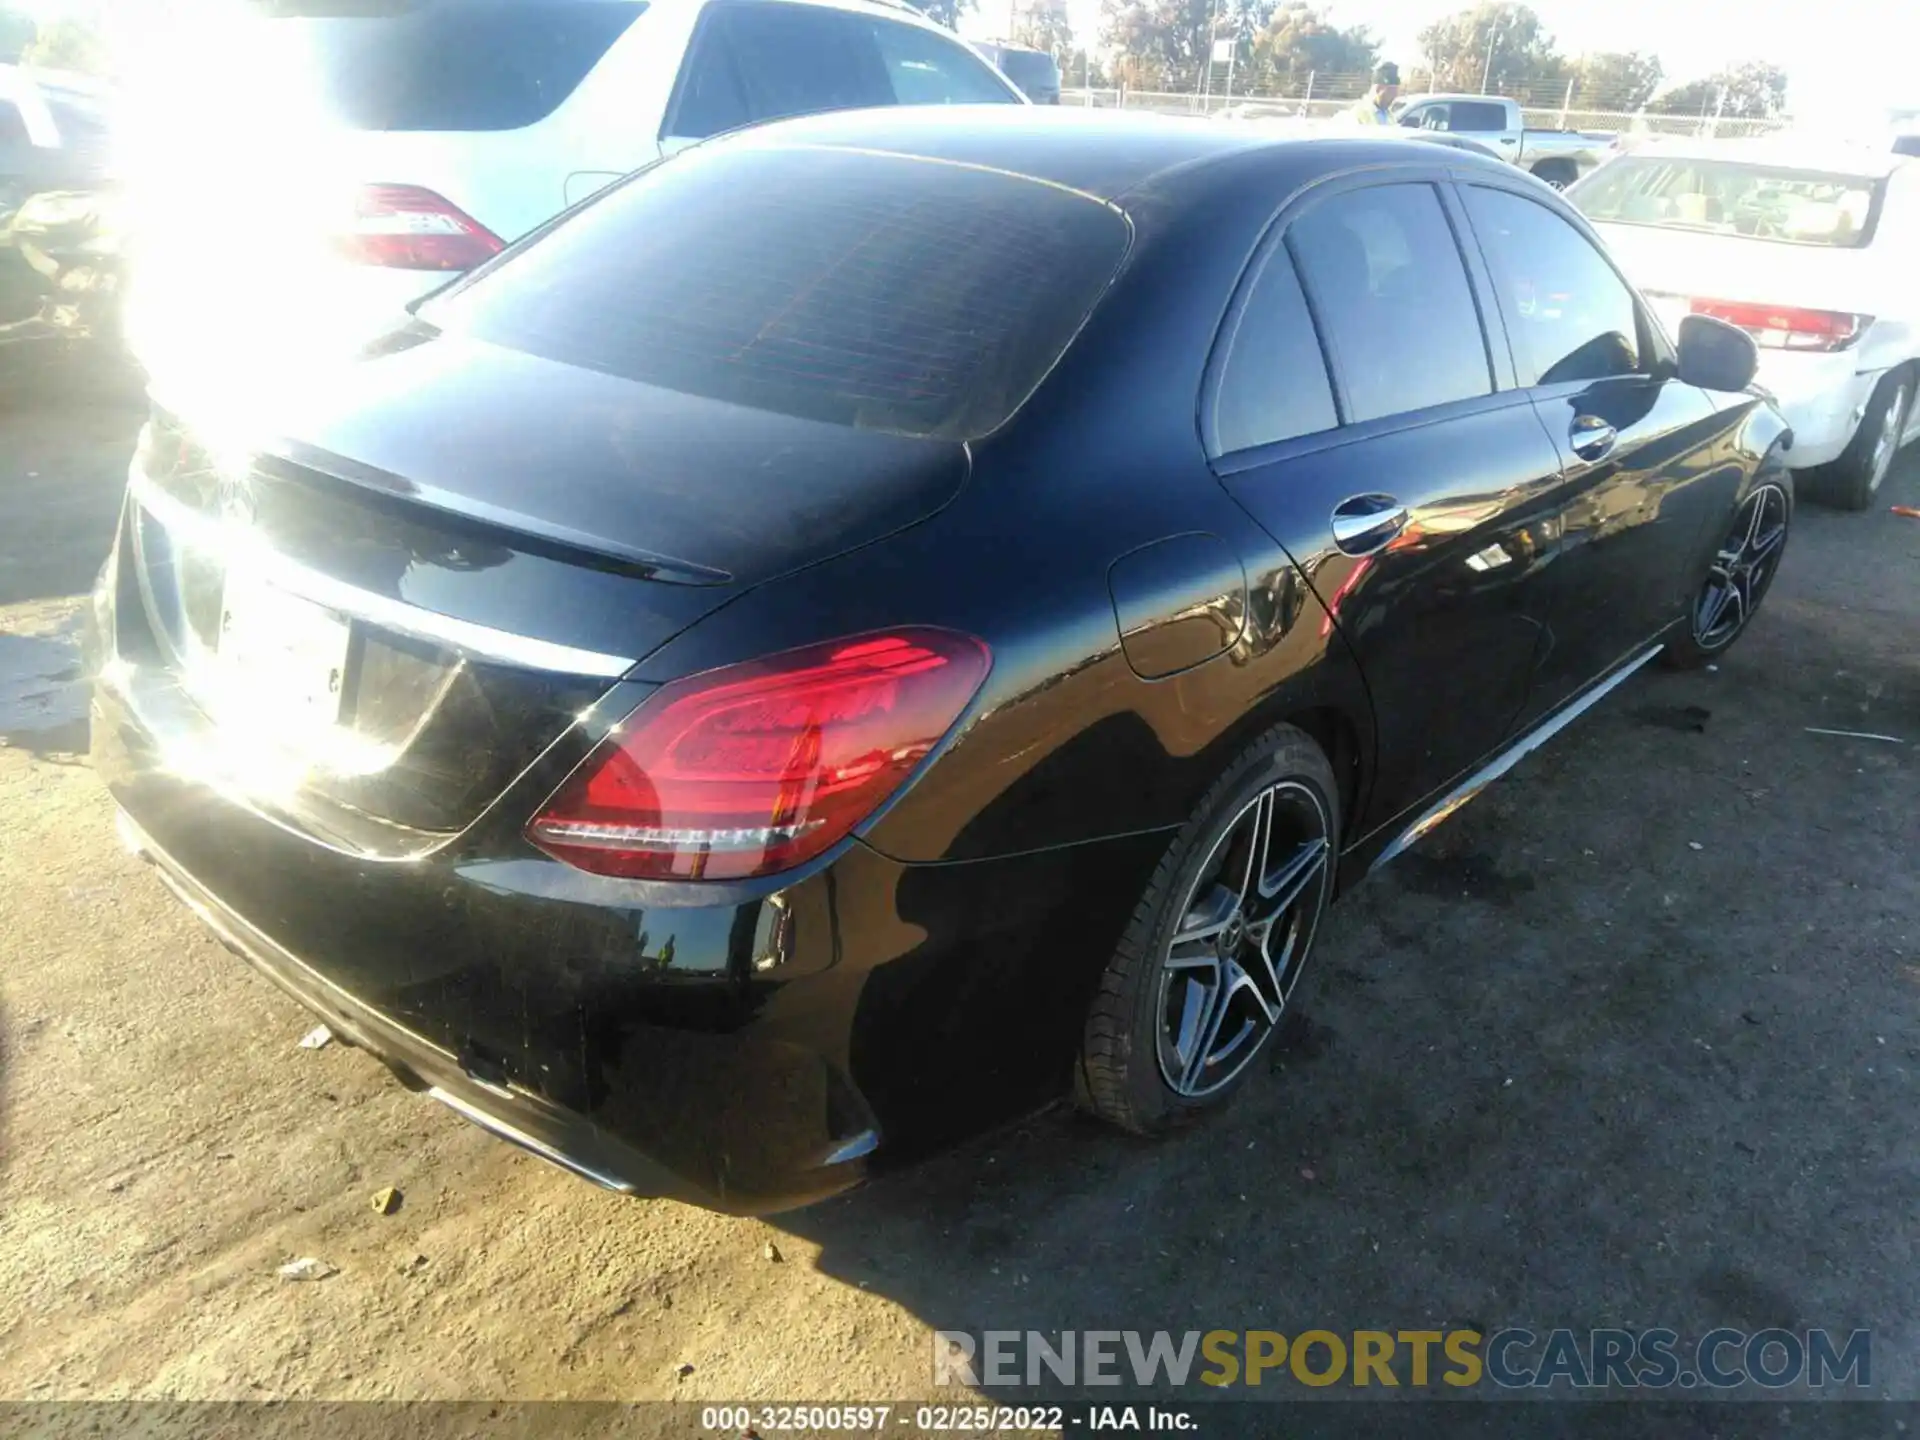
[933,1328,1872,1391]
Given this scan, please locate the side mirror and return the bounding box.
[1675,313,1759,392]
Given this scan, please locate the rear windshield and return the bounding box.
[421,143,1131,440]
[254,0,644,132]
[1571,156,1884,248]
[997,50,1059,92]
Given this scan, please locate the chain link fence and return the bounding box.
[1053,70,1792,140]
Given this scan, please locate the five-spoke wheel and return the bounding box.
[1694,482,1790,651]
[1079,724,1338,1134]
[1157,783,1331,1099]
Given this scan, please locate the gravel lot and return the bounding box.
[2,385,1917,1408]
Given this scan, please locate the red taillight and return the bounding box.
[1689,298,1869,352]
[337,184,504,270]
[527,630,992,881]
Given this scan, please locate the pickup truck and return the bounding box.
[1389,93,1612,188]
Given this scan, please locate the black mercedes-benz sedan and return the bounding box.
[91,107,1791,1213]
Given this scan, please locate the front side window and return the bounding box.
[1210,248,1337,454]
[1464,185,1642,386]
[1401,103,1446,130]
[1287,182,1492,423]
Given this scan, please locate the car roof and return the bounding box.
[1403,93,1509,106]
[716,106,1510,207]
[1610,133,1907,179]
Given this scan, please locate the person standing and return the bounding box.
[1347,62,1401,125]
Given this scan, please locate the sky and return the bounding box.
[961,0,1920,124]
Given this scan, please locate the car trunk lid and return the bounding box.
[120,334,969,849]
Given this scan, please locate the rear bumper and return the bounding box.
[90,590,1166,1211]
[1757,352,1881,469]
[115,807,681,1200]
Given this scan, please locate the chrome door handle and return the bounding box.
[1570,415,1618,460]
[1330,494,1409,555]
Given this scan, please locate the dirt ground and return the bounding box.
[2,387,1918,1409]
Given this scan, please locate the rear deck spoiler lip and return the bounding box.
[258,438,736,587]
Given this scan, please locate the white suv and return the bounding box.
[124,0,1023,390]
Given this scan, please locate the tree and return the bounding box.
[1415,2,1566,100]
[20,16,111,74]
[1012,0,1073,56]
[1648,61,1786,120]
[906,0,972,29]
[1100,0,1217,80]
[1248,2,1379,93]
[1572,50,1662,112]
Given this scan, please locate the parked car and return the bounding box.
[122,0,1025,387]
[93,108,1789,1214]
[1569,136,1920,509]
[0,63,129,385]
[1393,93,1611,188]
[971,41,1061,104]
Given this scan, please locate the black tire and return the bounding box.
[1531,158,1578,189]
[1077,723,1339,1135]
[1663,473,1793,669]
[1801,369,1912,511]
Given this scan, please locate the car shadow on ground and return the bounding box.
[769,474,1920,1401]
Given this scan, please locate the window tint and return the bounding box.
[994,48,1060,96]
[423,142,1129,440]
[1402,103,1446,130]
[669,16,752,137]
[1450,100,1507,132]
[257,0,645,133]
[1895,135,1920,158]
[1464,185,1641,386]
[1288,183,1491,423]
[718,4,880,125]
[1212,248,1337,454]
[670,5,1016,137]
[867,19,1016,104]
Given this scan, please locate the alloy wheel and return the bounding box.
[1693,483,1789,650]
[1155,781,1332,1099]
[1868,381,1910,494]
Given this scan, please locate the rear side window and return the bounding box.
[1288,183,1492,424]
[1450,101,1507,131]
[867,18,1018,105]
[1211,249,1337,454]
[996,50,1060,94]
[423,142,1129,440]
[256,0,644,132]
[668,3,1012,140]
[1463,185,1642,386]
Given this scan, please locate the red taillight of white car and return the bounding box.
[337,184,505,270]
[527,630,992,882]
[1689,298,1871,352]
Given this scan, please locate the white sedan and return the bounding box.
[1568,137,1920,508]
